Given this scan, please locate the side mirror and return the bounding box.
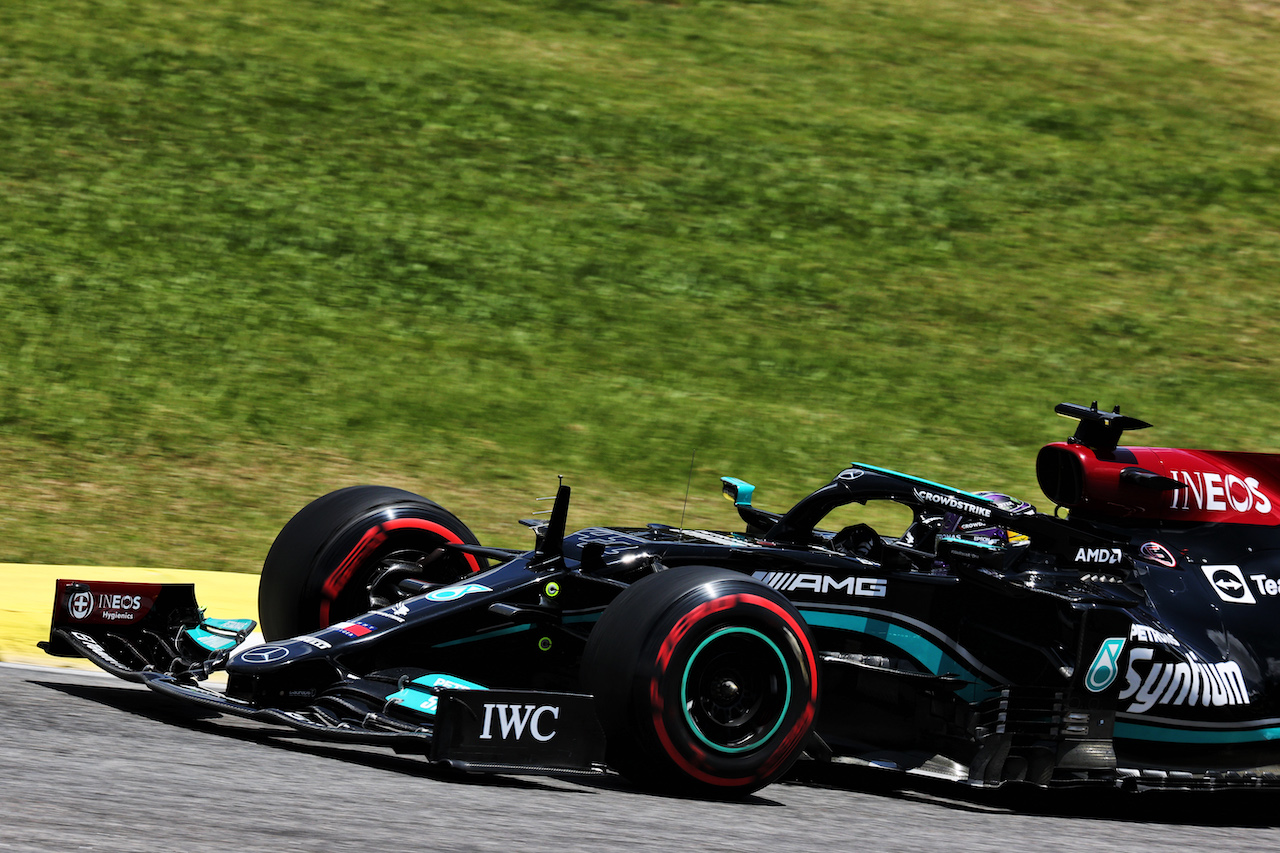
[720,477,756,507]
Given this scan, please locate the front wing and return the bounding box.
[41,580,606,776]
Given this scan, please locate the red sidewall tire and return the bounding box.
[583,566,819,796]
[258,486,484,641]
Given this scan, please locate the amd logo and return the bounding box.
[479,703,559,742]
[1074,547,1123,565]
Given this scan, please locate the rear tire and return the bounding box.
[581,565,819,796]
[258,485,484,640]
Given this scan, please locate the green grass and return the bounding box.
[2,0,1280,569]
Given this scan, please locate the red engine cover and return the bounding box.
[1036,442,1280,525]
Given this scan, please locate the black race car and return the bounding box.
[41,402,1280,795]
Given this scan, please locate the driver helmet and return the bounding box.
[941,491,1034,546]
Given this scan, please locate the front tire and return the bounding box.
[258,485,484,641]
[581,565,819,796]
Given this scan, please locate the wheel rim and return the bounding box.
[680,626,792,754]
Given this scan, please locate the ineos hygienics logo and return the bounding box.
[238,645,291,663]
[68,590,93,620]
[1203,565,1256,605]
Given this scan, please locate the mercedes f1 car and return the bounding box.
[40,402,1280,795]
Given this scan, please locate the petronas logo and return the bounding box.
[1085,638,1126,693]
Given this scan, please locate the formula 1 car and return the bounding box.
[40,402,1280,795]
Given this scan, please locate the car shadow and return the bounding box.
[41,676,1267,818]
[33,678,579,793]
[788,760,1280,826]
[33,676,794,807]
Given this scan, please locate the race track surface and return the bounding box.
[4,665,1280,852]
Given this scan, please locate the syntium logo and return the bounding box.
[1119,649,1250,713]
[753,572,887,597]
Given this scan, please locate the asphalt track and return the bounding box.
[5,664,1280,852]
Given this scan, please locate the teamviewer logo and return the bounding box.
[1203,565,1257,605]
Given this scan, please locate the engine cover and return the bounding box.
[1037,442,1280,524]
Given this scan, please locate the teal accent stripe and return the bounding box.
[849,463,993,502]
[800,609,996,702]
[202,617,255,633]
[432,623,532,648]
[185,627,238,652]
[937,534,1003,551]
[1115,721,1280,745]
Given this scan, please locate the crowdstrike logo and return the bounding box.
[913,489,992,518]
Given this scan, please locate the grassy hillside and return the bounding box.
[2,0,1279,569]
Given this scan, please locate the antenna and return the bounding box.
[678,449,696,540]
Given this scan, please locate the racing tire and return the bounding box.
[581,565,819,797]
[258,485,485,641]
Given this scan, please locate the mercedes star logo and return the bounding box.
[238,645,291,664]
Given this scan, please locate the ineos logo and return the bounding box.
[238,645,291,663]
[478,703,559,742]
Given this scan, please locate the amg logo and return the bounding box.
[1075,547,1123,564]
[912,489,992,518]
[479,703,559,742]
[753,572,887,597]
